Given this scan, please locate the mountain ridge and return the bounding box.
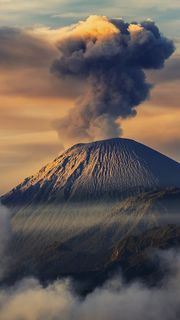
[2,137,180,205]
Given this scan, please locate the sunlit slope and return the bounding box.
[2,138,180,205]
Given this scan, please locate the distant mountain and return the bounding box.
[2,138,180,206]
[1,138,180,288]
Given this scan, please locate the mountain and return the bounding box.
[1,138,180,288]
[2,138,180,206]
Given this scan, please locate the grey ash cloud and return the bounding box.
[51,15,174,144]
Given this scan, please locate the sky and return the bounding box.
[0,0,180,194]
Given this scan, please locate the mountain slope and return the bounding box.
[3,188,180,285]
[1,138,180,286]
[2,138,180,205]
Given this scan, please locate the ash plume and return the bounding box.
[51,15,174,145]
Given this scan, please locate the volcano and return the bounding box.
[1,138,180,286]
[2,138,180,206]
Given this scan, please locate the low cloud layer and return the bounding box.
[51,15,174,144]
[0,250,180,320]
[0,203,180,320]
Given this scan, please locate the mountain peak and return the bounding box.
[2,138,180,205]
[68,137,134,149]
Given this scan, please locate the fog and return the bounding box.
[0,250,180,320]
[0,202,180,320]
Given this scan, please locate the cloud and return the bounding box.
[147,54,180,84]
[51,15,174,145]
[0,250,180,320]
[0,26,83,99]
[128,0,180,10]
[0,0,68,13]
[0,27,56,69]
[0,0,180,50]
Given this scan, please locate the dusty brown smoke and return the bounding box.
[51,16,174,145]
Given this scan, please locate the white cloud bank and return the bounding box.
[0,250,179,320]
[0,203,180,320]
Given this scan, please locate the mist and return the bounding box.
[0,250,179,320]
[0,203,180,320]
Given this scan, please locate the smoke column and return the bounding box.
[52,16,174,144]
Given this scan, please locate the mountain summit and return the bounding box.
[2,138,180,205]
